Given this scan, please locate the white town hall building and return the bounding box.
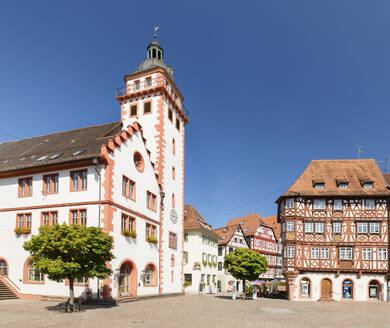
[0,36,188,300]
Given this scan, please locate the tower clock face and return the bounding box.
[170,209,178,224]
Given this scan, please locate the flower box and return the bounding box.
[147,236,158,244]
[14,227,31,235]
[122,230,137,238]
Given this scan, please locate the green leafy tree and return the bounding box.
[23,224,114,305]
[224,248,267,299]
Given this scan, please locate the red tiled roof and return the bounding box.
[278,159,390,199]
[225,213,265,236]
[261,215,280,239]
[214,224,241,245]
[184,205,220,240]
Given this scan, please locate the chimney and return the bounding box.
[249,210,253,215]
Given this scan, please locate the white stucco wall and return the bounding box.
[183,231,218,294]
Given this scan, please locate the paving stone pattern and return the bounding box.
[0,294,389,328]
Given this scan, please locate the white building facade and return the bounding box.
[183,205,220,294]
[0,37,188,300]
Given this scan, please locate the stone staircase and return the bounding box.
[0,279,18,300]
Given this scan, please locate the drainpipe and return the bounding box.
[159,190,165,294]
[93,158,102,300]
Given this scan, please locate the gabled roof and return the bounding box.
[225,213,266,236]
[0,122,122,174]
[184,205,220,240]
[214,224,249,247]
[261,215,280,239]
[278,159,390,200]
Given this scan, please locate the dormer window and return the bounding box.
[222,228,227,233]
[363,182,373,189]
[241,220,245,225]
[314,183,324,190]
[336,180,349,189]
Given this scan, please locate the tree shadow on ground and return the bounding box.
[45,300,118,313]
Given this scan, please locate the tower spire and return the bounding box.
[153,25,159,41]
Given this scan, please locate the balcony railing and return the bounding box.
[115,76,189,120]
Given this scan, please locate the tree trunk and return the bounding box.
[69,278,74,306]
[243,279,246,300]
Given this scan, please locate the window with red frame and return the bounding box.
[18,177,32,197]
[70,209,87,225]
[146,223,157,238]
[121,214,135,232]
[172,166,175,180]
[172,138,176,155]
[171,254,175,267]
[43,174,58,195]
[41,211,58,226]
[169,232,177,249]
[146,191,157,211]
[70,170,87,191]
[122,176,135,200]
[172,193,175,209]
[17,213,32,228]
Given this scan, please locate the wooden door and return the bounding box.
[321,279,332,298]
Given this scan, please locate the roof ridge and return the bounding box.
[0,121,121,145]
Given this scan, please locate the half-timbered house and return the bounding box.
[226,213,280,280]
[277,159,390,301]
[214,224,249,292]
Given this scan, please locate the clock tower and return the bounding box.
[116,35,188,293]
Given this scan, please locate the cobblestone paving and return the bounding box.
[0,294,390,328]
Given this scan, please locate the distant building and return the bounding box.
[226,213,280,280]
[183,205,220,294]
[214,224,250,292]
[277,159,390,301]
[261,215,284,280]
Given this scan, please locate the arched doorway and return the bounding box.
[368,280,380,300]
[119,264,131,297]
[342,279,353,299]
[118,261,137,298]
[0,260,7,276]
[321,279,332,299]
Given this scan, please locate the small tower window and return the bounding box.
[158,51,161,60]
[130,104,138,117]
[175,118,180,131]
[143,101,152,114]
[152,49,157,58]
[134,80,140,90]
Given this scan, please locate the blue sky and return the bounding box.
[1,1,389,228]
